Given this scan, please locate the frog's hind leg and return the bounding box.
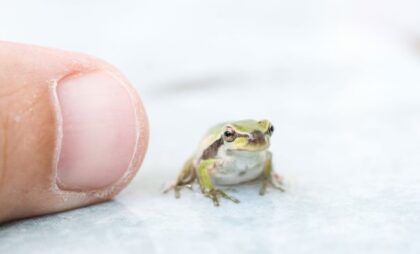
[259,151,285,195]
[163,158,196,198]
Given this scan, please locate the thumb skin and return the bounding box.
[0,41,149,223]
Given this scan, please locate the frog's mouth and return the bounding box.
[227,145,269,153]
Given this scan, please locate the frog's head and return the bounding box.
[221,119,274,152]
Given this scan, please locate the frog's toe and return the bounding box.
[163,181,195,199]
[205,191,220,206]
[270,179,286,192]
[211,195,220,207]
[259,179,269,195]
[174,186,181,198]
[271,172,284,185]
[271,183,286,192]
[162,181,176,194]
[270,172,286,192]
[219,190,240,204]
[174,184,196,198]
[205,189,239,206]
[259,177,286,195]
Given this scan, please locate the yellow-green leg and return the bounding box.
[259,152,285,195]
[197,159,240,206]
[164,158,196,198]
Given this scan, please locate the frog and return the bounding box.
[164,119,285,206]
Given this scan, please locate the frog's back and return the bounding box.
[196,122,226,151]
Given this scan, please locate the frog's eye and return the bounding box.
[223,127,236,142]
[267,125,274,135]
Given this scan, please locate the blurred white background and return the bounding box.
[1,1,420,253]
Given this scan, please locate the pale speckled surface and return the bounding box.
[1,1,420,253]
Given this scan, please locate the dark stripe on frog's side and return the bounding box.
[201,137,224,160]
[200,132,250,160]
[200,130,266,160]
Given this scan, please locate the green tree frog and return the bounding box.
[165,119,285,206]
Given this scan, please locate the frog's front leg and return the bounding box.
[197,159,240,206]
[259,151,285,195]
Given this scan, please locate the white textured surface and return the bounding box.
[1,1,420,253]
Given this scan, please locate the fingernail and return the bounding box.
[56,71,137,190]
